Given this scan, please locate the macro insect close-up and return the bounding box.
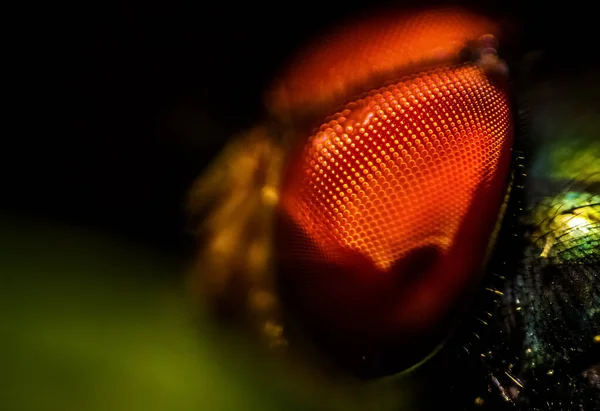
[3,1,599,410]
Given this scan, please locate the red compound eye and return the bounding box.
[269,8,499,115]
[273,9,513,373]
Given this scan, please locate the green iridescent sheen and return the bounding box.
[529,83,600,184]
[533,139,600,183]
[530,191,600,262]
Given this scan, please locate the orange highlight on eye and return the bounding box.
[277,64,512,349]
[270,8,498,114]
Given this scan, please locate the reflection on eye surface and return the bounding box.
[188,4,600,410]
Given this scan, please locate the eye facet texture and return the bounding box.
[278,64,513,347]
[270,9,497,114]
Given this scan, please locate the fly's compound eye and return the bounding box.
[276,64,513,377]
[190,7,515,380]
[271,9,514,378]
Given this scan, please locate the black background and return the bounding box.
[6,1,597,259]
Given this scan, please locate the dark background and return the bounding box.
[5,1,596,259]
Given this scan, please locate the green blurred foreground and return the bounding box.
[1,214,413,411]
